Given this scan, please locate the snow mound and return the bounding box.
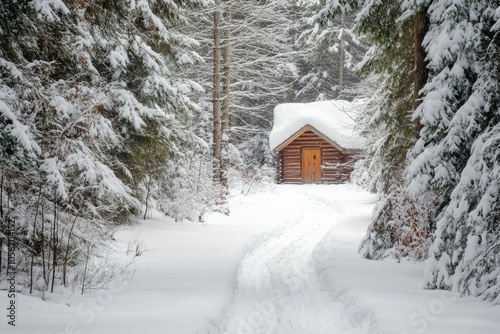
[269,100,365,151]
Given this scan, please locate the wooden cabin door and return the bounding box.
[302,148,321,183]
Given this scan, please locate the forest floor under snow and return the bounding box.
[1,184,499,334]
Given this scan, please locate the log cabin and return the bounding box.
[269,100,364,184]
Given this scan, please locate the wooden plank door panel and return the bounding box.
[302,148,321,183]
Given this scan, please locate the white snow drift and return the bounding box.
[269,100,365,151]
[1,185,499,334]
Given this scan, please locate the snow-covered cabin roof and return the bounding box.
[269,100,365,152]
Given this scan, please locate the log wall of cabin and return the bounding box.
[276,130,355,184]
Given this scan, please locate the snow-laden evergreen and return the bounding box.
[318,0,430,261]
[315,0,500,304]
[312,0,416,194]
[0,0,208,294]
[407,0,500,303]
[295,1,366,101]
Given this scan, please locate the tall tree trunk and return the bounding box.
[50,197,57,293]
[81,243,92,295]
[220,0,232,194]
[62,209,82,287]
[338,14,346,99]
[30,183,43,294]
[0,174,3,274]
[143,175,153,220]
[213,0,222,184]
[41,201,47,288]
[0,174,3,219]
[413,9,429,112]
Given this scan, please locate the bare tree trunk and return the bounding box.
[413,9,429,111]
[220,0,232,194]
[41,201,47,288]
[143,175,153,220]
[81,243,92,295]
[338,14,346,99]
[50,197,58,293]
[63,209,82,287]
[229,108,237,144]
[0,173,3,218]
[0,174,3,274]
[46,205,51,290]
[213,0,222,185]
[196,155,203,196]
[29,234,35,293]
[30,183,43,294]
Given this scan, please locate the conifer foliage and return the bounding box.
[180,0,300,180]
[407,0,500,303]
[318,0,500,302]
[0,0,207,294]
[315,0,427,261]
[2,0,498,306]
[296,0,366,101]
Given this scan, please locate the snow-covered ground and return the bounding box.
[1,184,499,333]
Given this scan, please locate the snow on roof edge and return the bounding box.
[269,100,366,152]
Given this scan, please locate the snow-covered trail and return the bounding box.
[209,186,375,334]
[3,185,498,334]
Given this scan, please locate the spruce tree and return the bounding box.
[0,0,207,293]
[295,1,365,102]
[406,0,500,302]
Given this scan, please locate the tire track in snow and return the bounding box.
[207,186,376,334]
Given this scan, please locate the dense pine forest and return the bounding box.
[0,0,499,307]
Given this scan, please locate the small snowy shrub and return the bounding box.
[350,158,371,189]
[358,194,397,260]
[359,188,435,261]
[241,166,275,195]
[155,151,220,222]
[392,192,434,261]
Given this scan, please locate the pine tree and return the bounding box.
[406,0,500,303]
[0,0,207,294]
[180,0,300,175]
[226,0,299,168]
[312,0,423,259]
[295,1,365,102]
[313,0,437,260]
